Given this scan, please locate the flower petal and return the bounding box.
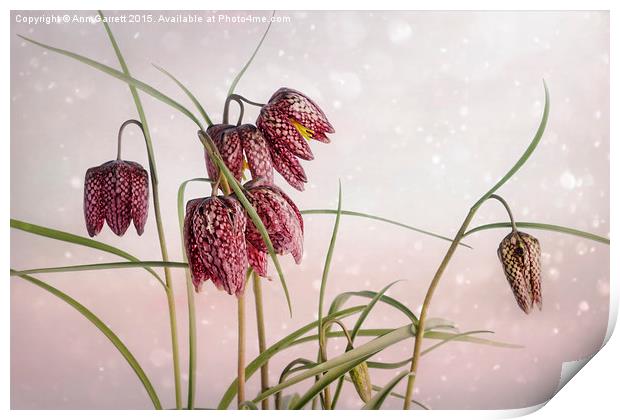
[184,198,210,292]
[238,124,274,183]
[497,232,535,314]
[247,240,268,277]
[269,87,335,139]
[126,161,149,236]
[104,161,133,236]
[257,104,314,161]
[84,166,106,237]
[205,124,244,181]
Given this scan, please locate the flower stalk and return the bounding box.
[252,271,270,409]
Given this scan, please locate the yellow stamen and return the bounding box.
[242,159,250,181]
[290,119,315,141]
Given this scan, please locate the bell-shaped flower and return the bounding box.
[183,195,248,296]
[242,179,304,275]
[205,124,274,184]
[256,88,334,191]
[84,160,149,237]
[497,231,542,314]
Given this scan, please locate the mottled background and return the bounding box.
[10,10,609,409]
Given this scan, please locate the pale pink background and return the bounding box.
[10,10,609,409]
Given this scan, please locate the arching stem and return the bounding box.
[489,194,518,233]
[116,119,144,160]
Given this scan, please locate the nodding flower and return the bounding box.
[242,178,304,276]
[497,230,542,314]
[183,195,248,296]
[256,88,334,191]
[84,120,150,237]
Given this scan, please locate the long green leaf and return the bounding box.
[301,209,472,249]
[329,289,418,324]
[10,261,187,276]
[154,64,213,126]
[362,371,412,410]
[217,305,366,409]
[331,280,403,407]
[290,353,377,409]
[177,177,211,409]
[318,183,343,345]
[12,271,162,409]
[464,221,609,244]
[473,80,550,208]
[198,130,292,315]
[18,34,204,130]
[227,11,275,97]
[343,376,429,409]
[10,219,165,287]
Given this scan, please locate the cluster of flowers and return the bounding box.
[84,88,334,297]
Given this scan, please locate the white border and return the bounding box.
[3,1,616,418]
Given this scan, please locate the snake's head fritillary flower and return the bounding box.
[84,160,149,237]
[242,178,304,274]
[183,195,248,296]
[256,87,334,191]
[205,124,274,184]
[497,231,542,314]
[349,361,372,403]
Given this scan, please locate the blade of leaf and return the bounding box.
[18,34,204,130]
[10,261,187,276]
[217,305,366,409]
[11,219,164,287]
[329,289,418,324]
[177,177,211,409]
[198,130,292,316]
[343,376,429,409]
[154,64,213,126]
[330,280,404,408]
[12,271,162,409]
[464,221,609,244]
[227,10,275,97]
[362,371,412,410]
[473,80,550,208]
[301,209,472,249]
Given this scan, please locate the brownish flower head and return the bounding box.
[84,160,149,237]
[243,179,304,275]
[256,87,334,191]
[205,124,274,184]
[497,231,542,314]
[183,195,248,296]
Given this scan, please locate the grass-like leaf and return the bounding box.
[198,130,292,315]
[343,376,429,409]
[176,177,211,409]
[154,64,213,126]
[10,261,187,276]
[18,34,204,130]
[473,80,550,208]
[12,270,162,409]
[331,280,403,407]
[362,371,412,410]
[464,221,609,244]
[217,305,366,409]
[227,10,275,97]
[301,209,472,249]
[329,289,418,324]
[11,219,165,287]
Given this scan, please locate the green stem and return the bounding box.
[237,293,246,408]
[252,272,269,409]
[99,11,182,408]
[489,194,518,233]
[402,208,478,409]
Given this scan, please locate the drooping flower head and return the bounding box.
[205,124,273,184]
[242,178,304,276]
[84,160,149,237]
[497,231,542,314]
[256,88,334,191]
[183,195,248,296]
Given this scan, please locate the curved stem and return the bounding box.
[99,13,182,408]
[252,272,269,409]
[116,119,144,160]
[231,93,266,108]
[402,208,478,409]
[489,194,517,233]
[223,95,245,126]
